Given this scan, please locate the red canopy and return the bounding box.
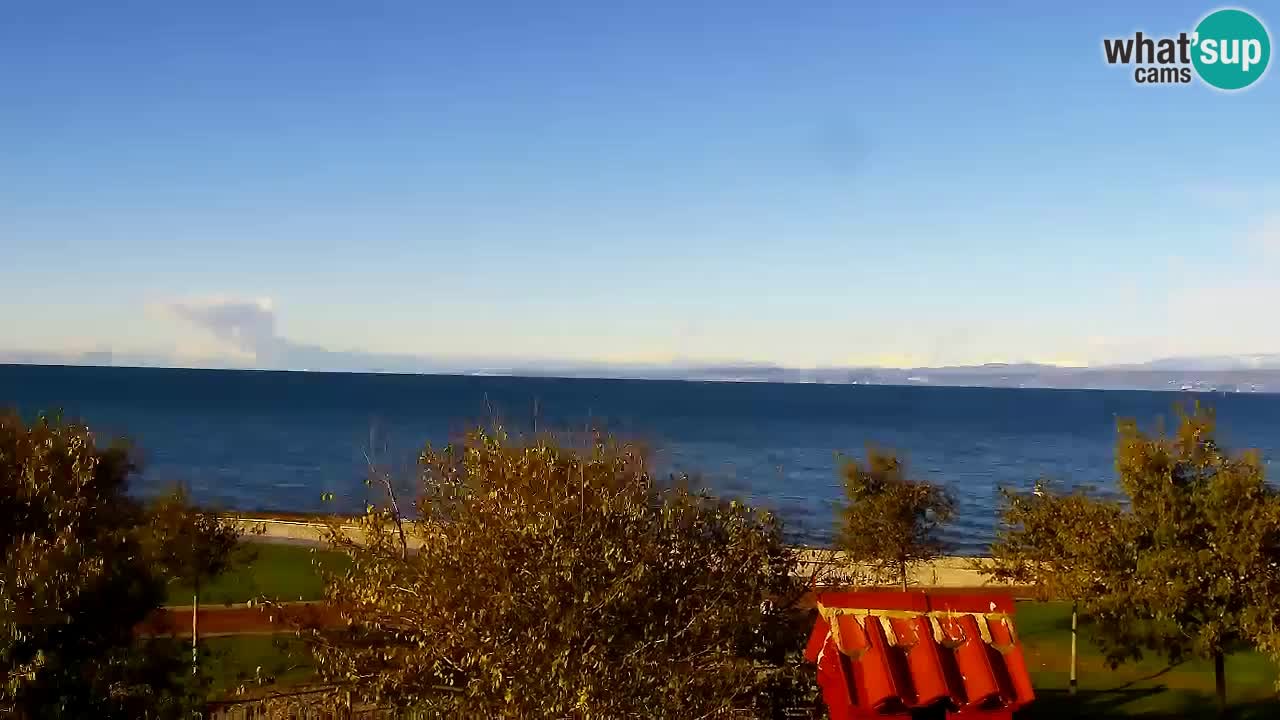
[805,590,1035,719]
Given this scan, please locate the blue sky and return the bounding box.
[2,1,1277,370]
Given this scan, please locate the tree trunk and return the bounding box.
[1069,602,1078,696]
[900,562,908,592]
[1214,650,1226,716]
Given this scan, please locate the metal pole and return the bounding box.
[192,578,200,676]
[1069,601,1078,695]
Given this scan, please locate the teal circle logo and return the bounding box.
[1193,9,1271,90]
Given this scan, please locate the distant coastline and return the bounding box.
[3,360,1280,394]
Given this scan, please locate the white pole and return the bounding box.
[192,586,199,675]
[1069,602,1078,695]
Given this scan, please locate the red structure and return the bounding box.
[805,590,1034,719]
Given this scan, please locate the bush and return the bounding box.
[306,427,817,718]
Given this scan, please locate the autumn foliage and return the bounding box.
[305,427,816,718]
[0,412,238,719]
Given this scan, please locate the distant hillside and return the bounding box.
[5,354,1280,393]
[487,361,1280,393]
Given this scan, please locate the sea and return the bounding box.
[4,363,1280,554]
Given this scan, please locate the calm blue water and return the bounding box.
[4,364,1280,553]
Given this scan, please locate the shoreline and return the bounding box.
[230,515,1008,589]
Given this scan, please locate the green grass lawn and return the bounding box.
[201,634,318,696]
[1015,600,1280,718]
[165,541,349,606]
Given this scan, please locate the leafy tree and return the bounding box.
[988,481,1123,601]
[1,412,242,718]
[986,481,1127,694]
[834,448,953,590]
[1109,406,1280,712]
[991,406,1280,714]
[302,427,817,718]
[145,487,243,675]
[0,412,205,718]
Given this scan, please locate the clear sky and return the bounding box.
[2,1,1277,370]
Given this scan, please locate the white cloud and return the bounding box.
[163,297,282,361]
[159,296,524,372]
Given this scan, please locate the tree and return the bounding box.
[834,448,953,590]
[302,427,816,718]
[0,412,205,718]
[145,487,243,675]
[1109,406,1280,713]
[986,481,1127,694]
[990,405,1280,715]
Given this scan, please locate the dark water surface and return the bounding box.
[5,364,1279,553]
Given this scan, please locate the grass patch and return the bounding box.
[166,541,348,606]
[1015,600,1280,718]
[201,634,317,696]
